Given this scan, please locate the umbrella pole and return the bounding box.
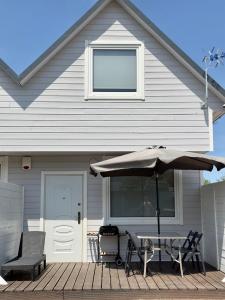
[155,173,162,264]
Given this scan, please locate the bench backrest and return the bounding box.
[21,231,46,257]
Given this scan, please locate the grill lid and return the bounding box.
[98,225,119,236]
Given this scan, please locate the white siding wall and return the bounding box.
[0,2,222,152]
[8,156,202,262]
[0,181,24,264]
[201,181,225,272]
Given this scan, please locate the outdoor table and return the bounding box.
[135,232,187,277]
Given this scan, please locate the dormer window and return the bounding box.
[85,41,144,100]
[93,49,137,92]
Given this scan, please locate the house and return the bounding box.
[0,0,224,264]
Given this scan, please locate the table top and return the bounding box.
[135,232,187,240]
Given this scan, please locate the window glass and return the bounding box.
[93,49,137,92]
[110,170,175,218]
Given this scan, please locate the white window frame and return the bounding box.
[103,170,183,225]
[85,40,144,100]
[0,156,8,182]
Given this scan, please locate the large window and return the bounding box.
[104,170,183,225]
[85,41,144,100]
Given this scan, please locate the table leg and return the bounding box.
[170,239,173,262]
[178,247,183,277]
[144,246,147,277]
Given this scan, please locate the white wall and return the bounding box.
[8,155,202,262]
[201,181,225,271]
[0,182,24,264]
[0,2,222,152]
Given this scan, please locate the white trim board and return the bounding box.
[40,171,88,262]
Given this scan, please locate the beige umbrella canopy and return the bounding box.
[90,147,225,177]
[90,147,225,263]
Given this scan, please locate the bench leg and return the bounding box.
[31,267,35,281]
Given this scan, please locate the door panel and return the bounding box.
[44,174,83,262]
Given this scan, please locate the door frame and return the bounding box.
[40,171,87,262]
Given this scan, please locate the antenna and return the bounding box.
[202,48,225,109]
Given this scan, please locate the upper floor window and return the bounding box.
[93,49,137,92]
[85,41,144,100]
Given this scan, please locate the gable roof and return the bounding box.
[0,0,225,105]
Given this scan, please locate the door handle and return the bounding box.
[78,212,81,224]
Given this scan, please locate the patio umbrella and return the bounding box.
[90,146,225,262]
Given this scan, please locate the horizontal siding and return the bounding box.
[0,2,222,152]
[0,182,24,264]
[8,155,202,262]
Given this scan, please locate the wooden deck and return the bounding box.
[1,262,225,299]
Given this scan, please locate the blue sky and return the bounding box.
[0,0,224,181]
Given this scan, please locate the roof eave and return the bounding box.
[0,58,21,85]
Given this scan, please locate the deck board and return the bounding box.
[172,273,197,290]
[102,263,111,289]
[0,281,15,292]
[117,265,130,289]
[151,273,168,290]
[132,263,148,290]
[64,263,82,290]
[210,270,225,286]
[73,262,89,290]
[159,274,177,289]
[44,263,68,291]
[83,263,96,290]
[92,263,102,289]
[144,274,159,290]
[110,263,120,289]
[199,273,225,290]
[0,262,225,297]
[204,271,225,288]
[4,280,23,292]
[191,272,216,290]
[54,263,75,291]
[126,266,139,289]
[15,280,32,291]
[34,263,62,291]
[185,272,206,289]
[24,264,54,291]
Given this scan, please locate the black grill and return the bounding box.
[97,225,122,266]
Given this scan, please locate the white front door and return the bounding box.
[44,174,84,262]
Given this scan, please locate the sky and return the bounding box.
[0,0,224,182]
